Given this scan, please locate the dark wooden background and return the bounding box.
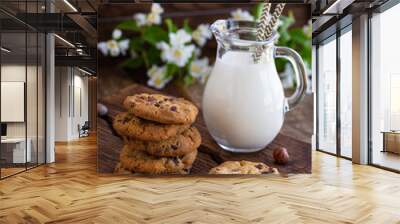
[97,4,313,175]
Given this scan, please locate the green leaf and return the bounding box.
[120,58,143,70]
[117,20,140,32]
[129,37,144,51]
[183,19,192,33]
[166,63,179,78]
[279,31,291,43]
[251,3,264,20]
[183,75,195,86]
[278,14,295,35]
[275,58,286,73]
[146,46,162,65]
[289,28,308,43]
[143,25,168,45]
[165,18,177,33]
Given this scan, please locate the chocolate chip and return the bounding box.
[154,103,160,107]
[171,145,178,150]
[147,96,157,102]
[171,157,180,165]
[170,106,177,112]
[255,164,264,170]
[123,117,130,124]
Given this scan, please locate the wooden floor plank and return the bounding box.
[0,135,400,223]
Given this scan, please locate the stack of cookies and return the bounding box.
[113,93,201,174]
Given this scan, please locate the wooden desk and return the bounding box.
[382,131,400,154]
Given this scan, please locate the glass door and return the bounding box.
[0,1,46,179]
[1,30,28,178]
[317,36,337,154]
[370,3,400,171]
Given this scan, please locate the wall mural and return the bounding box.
[97,3,313,176]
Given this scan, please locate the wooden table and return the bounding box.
[98,83,311,175]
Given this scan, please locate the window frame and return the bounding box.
[315,22,353,160]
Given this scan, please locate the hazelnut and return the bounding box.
[273,147,290,165]
[97,103,108,116]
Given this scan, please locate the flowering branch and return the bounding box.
[97,3,212,89]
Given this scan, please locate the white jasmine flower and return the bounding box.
[192,24,212,46]
[147,65,172,89]
[169,29,192,47]
[134,4,163,27]
[146,12,162,25]
[107,39,120,57]
[194,48,201,57]
[112,29,122,40]
[156,41,195,67]
[151,3,164,15]
[230,9,254,21]
[156,41,169,51]
[147,65,159,78]
[134,13,147,27]
[190,58,211,84]
[192,31,205,46]
[97,42,108,56]
[118,39,130,55]
[97,39,130,57]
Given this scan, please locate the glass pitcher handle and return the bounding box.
[274,46,308,112]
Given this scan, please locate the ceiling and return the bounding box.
[312,0,392,43]
[0,0,103,73]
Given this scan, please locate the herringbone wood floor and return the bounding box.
[1,136,400,224]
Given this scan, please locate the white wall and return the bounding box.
[54,67,89,141]
[1,65,41,138]
[55,66,70,141]
[1,65,26,138]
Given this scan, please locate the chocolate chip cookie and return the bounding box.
[119,145,198,174]
[125,127,201,157]
[113,112,190,141]
[123,93,198,124]
[209,161,279,175]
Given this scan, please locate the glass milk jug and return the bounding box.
[203,19,307,153]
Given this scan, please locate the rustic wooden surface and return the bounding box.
[2,136,400,223]
[98,83,311,174]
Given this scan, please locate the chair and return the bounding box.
[78,121,90,138]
